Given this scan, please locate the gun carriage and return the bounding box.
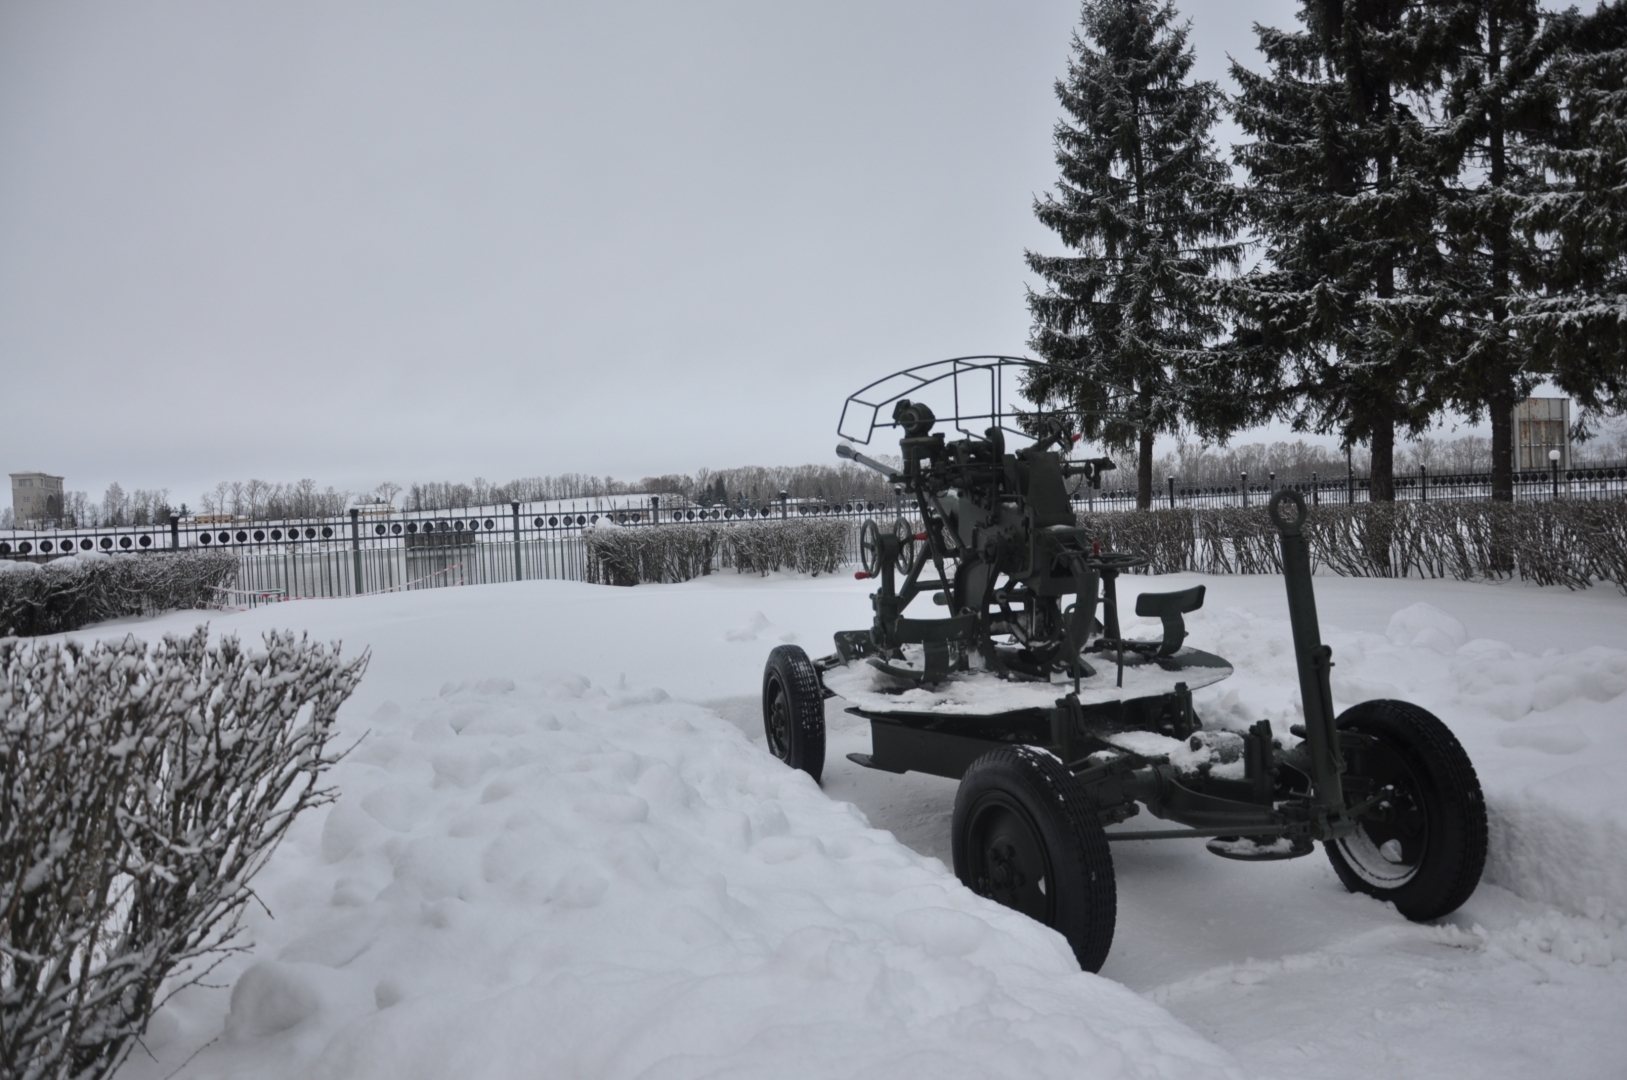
[761,357,1487,972]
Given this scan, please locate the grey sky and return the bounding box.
[4,0,1337,504]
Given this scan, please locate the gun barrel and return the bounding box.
[836,443,901,481]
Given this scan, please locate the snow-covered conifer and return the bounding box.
[1516,0,1627,428]
[1436,0,1565,501]
[1026,0,1243,510]
[1230,0,1456,501]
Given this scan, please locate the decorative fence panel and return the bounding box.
[4,465,1625,602]
[0,499,901,601]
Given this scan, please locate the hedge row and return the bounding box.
[1078,500,1627,590]
[0,627,365,1080]
[0,551,239,637]
[583,519,850,585]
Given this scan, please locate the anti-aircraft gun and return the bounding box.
[760,356,1487,973]
[837,394,1203,691]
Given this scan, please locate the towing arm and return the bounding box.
[1270,490,1345,818]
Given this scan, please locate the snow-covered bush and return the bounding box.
[1079,500,1627,589]
[583,519,850,584]
[0,627,365,1080]
[718,519,848,576]
[583,523,718,585]
[0,552,238,637]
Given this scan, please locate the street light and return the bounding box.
[1550,447,1562,499]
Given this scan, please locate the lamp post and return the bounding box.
[1550,448,1562,499]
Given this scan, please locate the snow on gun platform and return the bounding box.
[822,645,1232,717]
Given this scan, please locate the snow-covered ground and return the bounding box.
[59,569,1625,1079]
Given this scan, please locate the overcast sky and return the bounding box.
[0,0,1407,506]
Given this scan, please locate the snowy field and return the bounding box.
[52,568,1626,1079]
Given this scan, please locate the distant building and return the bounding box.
[10,472,65,524]
[1512,398,1570,470]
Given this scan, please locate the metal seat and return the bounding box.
[1133,585,1206,656]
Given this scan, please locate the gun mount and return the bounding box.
[759,356,1487,974]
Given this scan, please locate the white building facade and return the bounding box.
[10,472,65,523]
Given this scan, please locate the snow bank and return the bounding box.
[132,672,1243,1080]
[70,571,1622,1078]
[1164,592,1627,925]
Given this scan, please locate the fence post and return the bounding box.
[651,495,660,524]
[1241,471,1248,508]
[169,513,180,550]
[1167,476,1175,509]
[1269,470,1276,495]
[349,508,362,595]
[1312,472,1319,505]
[779,490,789,519]
[1420,464,1427,502]
[511,501,523,581]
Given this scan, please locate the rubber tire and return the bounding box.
[952,747,1116,972]
[762,645,826,783]
[1325,699,1487,921]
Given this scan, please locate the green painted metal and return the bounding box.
[1269,489,1345,816]
[819,361,1376,850]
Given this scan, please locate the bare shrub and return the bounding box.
[582,524,718,586]
[1076,501,1627,591]
[0,628,366,1080]
[719,520,849,576]
[0,552,238,638]
[583,520,852,584]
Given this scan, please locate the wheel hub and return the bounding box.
[1339,762,1428,887]
[766,682,789,757]
[970,801,1051,922]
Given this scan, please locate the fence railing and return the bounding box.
[1087,462,1627,511]
[4,463,1624,600]
[0,499,901,601]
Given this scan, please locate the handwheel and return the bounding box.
[762,645,826,783]
[892,517,917,574]
[952,748,1116,971]
[859,520,883,577]
[1326,700,1486,921]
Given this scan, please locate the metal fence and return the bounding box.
[0,497,900,602]
[1086,462,1627,511]
[4,463,1624,602]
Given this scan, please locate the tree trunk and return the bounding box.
[1487,12,1515,506]
[1369,416,1396,502]
[1489,385,1516,573]
[1136,427,1155,510]
[1489,386,1515,502]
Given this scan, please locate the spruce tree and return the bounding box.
[1230,0,1455,501]
[1518,0,1627,424]
[1436,0,1564,500]
[1025,0,1243,510]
